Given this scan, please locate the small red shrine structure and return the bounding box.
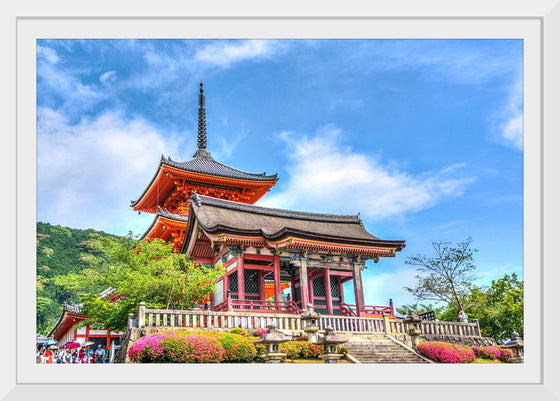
[133,83,406,317]
[48,301,122,349]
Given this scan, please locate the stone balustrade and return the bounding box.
[129,303,481,337]
[419,319,481,337]
[134,304,302,331]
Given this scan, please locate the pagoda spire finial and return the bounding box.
[194,82,212,159]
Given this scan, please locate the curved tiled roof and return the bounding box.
[163,155,278,182]
[191,193,361,223]
[186,194,406,250]
[139,207,190,239]
[130,155,278,208]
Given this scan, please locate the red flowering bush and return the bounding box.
[416,341,475,363]
[472,346,501,360]
[496,346,514,362]
[127,331,225,363]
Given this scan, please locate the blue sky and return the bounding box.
[36,39,523,310]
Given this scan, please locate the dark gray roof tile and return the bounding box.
[164,155,278,182]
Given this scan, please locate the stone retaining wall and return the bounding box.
[420,334,497,347]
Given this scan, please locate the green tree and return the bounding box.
[54,233,225,331]
[404,237,478,312]
[36,222,116,334]
[464,273,523,343]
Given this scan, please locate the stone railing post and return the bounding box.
[383,314,391,334]
[473,319,481,336]
[138,302,146,329]
[127,313,134,330]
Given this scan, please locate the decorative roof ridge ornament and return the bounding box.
[192,191,202,206]
[193,82,213,159]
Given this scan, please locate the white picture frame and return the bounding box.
[3,0,560,399]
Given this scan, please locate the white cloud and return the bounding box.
[37,58,106,118]
[195,40,281,68]
[37,108,189,235]
[496,76,523,151]
[259,125,475,219]
[37,46,60,64]
[99,70,117,85]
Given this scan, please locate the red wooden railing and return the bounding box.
[340,303,357,317]
[340,303,394,317]
[213,299,301,314]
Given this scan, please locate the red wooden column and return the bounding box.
[273,254,282,302]
[223,273,229,304]
[324,269,333,315]
[352,262,365,317]
[338,277,345,304]
[298,255,310,308]
[259,271,266,301]
[237,251,245,301]
[308,278,314,307]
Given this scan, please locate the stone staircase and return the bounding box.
[345,335,430,363]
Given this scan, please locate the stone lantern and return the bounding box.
[403,309,423,351]
[301,303,321,342]
[253,323,291,363]
[315,327,348,364]
[501,331,524,363]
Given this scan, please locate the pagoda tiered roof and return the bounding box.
[130,155,278,213]
[140,207,191,251]
[131,83,278,213]
[181,193,406,258]
[163,155,278,182]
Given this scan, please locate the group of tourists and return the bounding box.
[36,344,107,364]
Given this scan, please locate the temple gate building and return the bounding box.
[132,83,405,317]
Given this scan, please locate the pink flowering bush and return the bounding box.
[496,346,514,362]
[254,328,267,337]
[416,341,475,363]
[472,346,501,360]
[127,331,225,363]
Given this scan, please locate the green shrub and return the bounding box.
[220,333,257,362]
[280,341,323,359]
[230,328,249,337]
[253,341,266,362]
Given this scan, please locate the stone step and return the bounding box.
[344,338,429,364]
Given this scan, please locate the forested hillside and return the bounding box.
[36,222,117,335]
